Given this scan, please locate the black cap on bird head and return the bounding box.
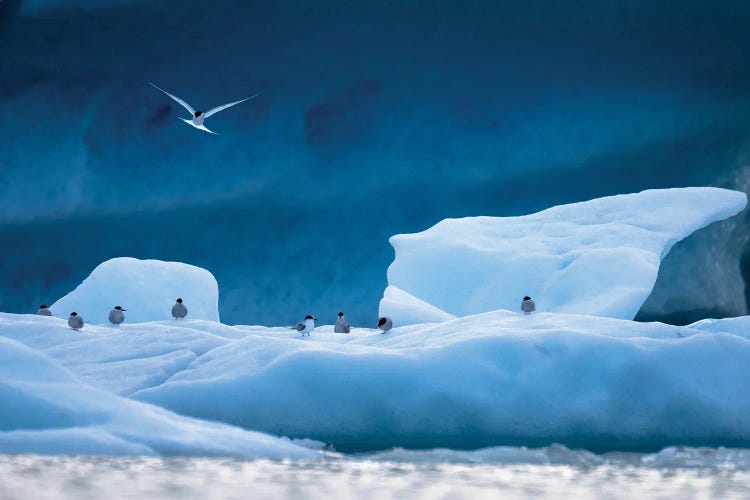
[39,305,48,309]
[194,111,202,117]
[115,306,126,311]
[176,298,183,303]
[523,296,531,301]
[70,312,78,316]
[338,312,344,317]
[305,315,317,320]
[378,317,387,326]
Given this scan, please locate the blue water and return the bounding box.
[1,1,750,325]
[1,446,749,499]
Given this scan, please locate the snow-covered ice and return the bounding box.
[381,187,747,325]
[51,257,220,325]
[0,333,318,458]
[688,316,750,339]
[127,310,750,450]
[1,187,749,456]
[2,308,747,453]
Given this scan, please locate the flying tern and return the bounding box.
[149,82,257,135]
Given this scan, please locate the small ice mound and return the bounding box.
[688,316,750,339]
[378,285,456,326]
[52,257,219,324]
[382,187,747,325]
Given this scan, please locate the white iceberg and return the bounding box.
[2,306,749,452]
[3,187,749,455]
[51,257,220,324]
[0,335,317,459]
[101,311,746,451]
[381,187,747,325]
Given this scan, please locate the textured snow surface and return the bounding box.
[0,331,317,458]
[2,309,747,453]
[51,258,219,325]
[382,188,747,325]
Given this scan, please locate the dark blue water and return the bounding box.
[1,0,750,325]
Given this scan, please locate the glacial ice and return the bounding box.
[381,188,747,325]
[1,188,749,456]
[0,334,318,458]
[127,311,750,451]
[51,258,220,325]
[1,305,747,453]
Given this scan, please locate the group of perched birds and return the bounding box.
[36,296,536,334]
[291,312,394,336]
[35,298,188,331]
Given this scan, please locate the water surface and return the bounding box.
[1,446,749,499]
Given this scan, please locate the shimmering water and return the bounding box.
[1,447,749,499]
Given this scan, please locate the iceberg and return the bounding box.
[4,308,741,452]
[120,311,748,451]
[381,188,747,325]
[51,257,220,325]
[1,188,748,455]
[0,335,317,458]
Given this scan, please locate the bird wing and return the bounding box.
[150,82,196,115]
[179,118,218,135]
[196,123,218,135]
[203,94,258,118]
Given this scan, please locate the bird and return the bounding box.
[36,305,52,316]
[68,312,84,331]
[149,82,257,135]
[521,296,536,315]
[334,312,351,334]
[292,315,317,336]
[108,306,126,325]
[378,316,393,333]
[172,298,188,319]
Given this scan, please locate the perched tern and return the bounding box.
[172,298,188,319]
[68,312,84,331]
[292,315,318,336]
[521,296,536,315]
[149,82,257,135]
[377,316,393,333]
[108,305,126,325]
[334,312,351,334]
[36,305,52,316]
